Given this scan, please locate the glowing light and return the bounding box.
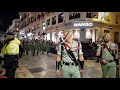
[86,29,92,39]
[104,12,109,16]
[73,29,80,39]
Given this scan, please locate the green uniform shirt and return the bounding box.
[97,42,118,60]
[57,40,83,63]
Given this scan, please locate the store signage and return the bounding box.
[74,22,93,27]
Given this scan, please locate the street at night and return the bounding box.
[0,12,120,78]
[16,53,102,78]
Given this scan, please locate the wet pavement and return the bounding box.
[16,52,102,78]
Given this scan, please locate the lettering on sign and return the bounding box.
[74,22,93,27]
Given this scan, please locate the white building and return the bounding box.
[44,12,120,43]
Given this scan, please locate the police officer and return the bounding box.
[96,33,118,78]
[0,32,21,78]
[56,30,84,78]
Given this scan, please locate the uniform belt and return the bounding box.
[106,60,114,63]
[63,62,77,66]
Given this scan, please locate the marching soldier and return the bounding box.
[41,40,45,54]
[46,41,50,55]
[56,30,84,78]
[96,33,119,78]
[31,39,36,56]
[23,39,29,55]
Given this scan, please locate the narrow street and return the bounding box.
[16,52,102,78]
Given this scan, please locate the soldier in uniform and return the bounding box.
[46,41,50,55]
[56,30,84,78]
[24,39,29,55]
[31,39,36,56]
[41,40,45,54]
[96,33,119,78]
[35,39,40,55]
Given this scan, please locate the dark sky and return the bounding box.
[0,12,19,32]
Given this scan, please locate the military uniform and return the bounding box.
[35,40,40,55]
[57,40,83,78]
[31,40,36,56]
[46,41,50,54]
[41,40,46,54]
[97,42,118,78]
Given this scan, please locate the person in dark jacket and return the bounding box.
[1,32,21,78]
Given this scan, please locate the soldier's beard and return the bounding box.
[104,40,109,43]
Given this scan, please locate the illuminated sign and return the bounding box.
[74,22,93,27]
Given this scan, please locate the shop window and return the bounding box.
[58,13,64,23]
[69,12,81,20]
[52,16,56,25]
[47,19,50,25]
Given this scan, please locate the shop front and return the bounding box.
[64,21,112,42]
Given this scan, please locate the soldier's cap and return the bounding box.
[6,31,15,36]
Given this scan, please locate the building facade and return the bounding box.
[44,12,120,43]
[12,12,120,43]
[18,12,48,40]
[8,19,20,38]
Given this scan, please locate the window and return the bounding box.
[37,14,40,19]
[69,12,80,20]
[86,12,93,18]
[47,19,50,25]
[58,13,64,23]
[34,26,36,31]
[104,30,110,33]
[93,12,98,18]
[29,28,30,33]
[115,15,119,24]
[31,17,33,23]
[52,16,56,25]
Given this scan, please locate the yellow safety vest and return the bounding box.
[0,37,21,58]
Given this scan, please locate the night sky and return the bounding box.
[0,12,19,32]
